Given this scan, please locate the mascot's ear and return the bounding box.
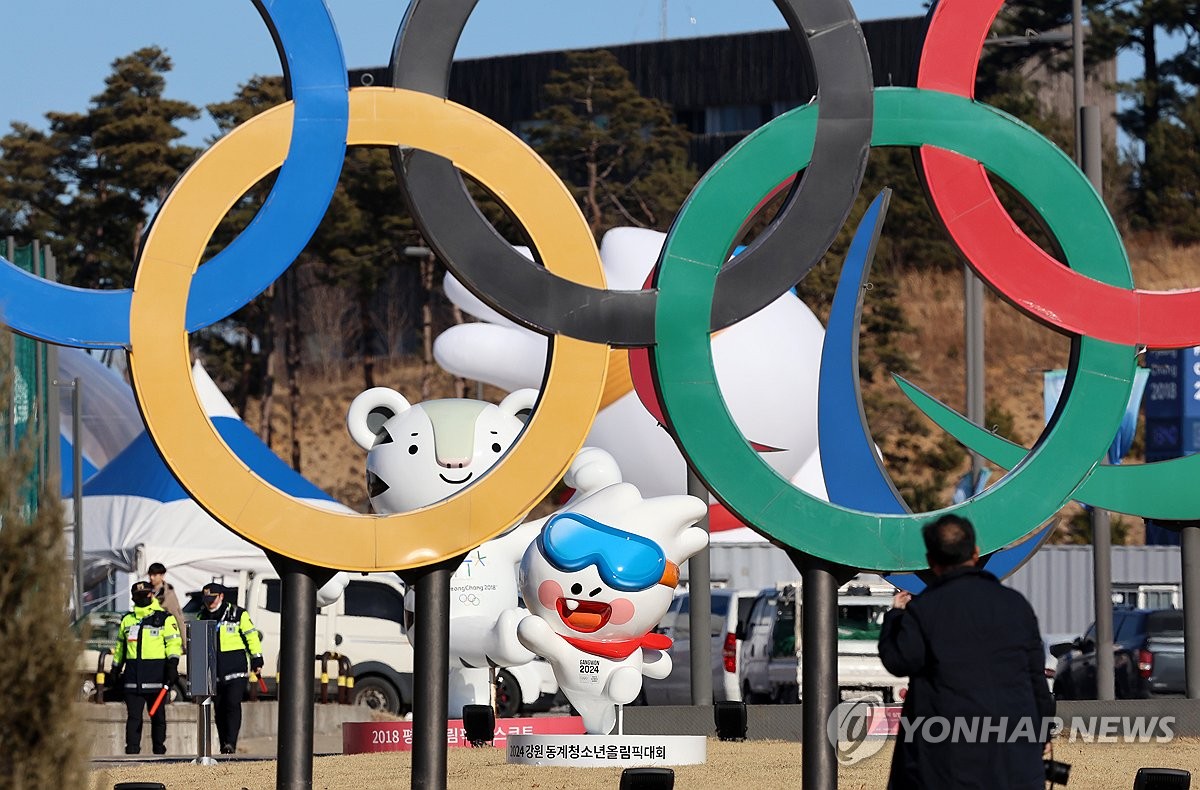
[347,387,412,450]
[498,388,539,424]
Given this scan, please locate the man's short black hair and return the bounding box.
[922,515,977,567]
[148,562,167,575]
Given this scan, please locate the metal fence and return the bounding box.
[3,238,58,514]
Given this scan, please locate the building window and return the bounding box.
[704,104,769,134]
[344,581,405,624]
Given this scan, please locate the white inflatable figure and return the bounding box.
[346,385,624,714]
[433,227,828,501]
[416,446,624,714]
[512,483,708,734]
[316,573,351,608]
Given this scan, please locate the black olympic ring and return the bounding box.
[387,0,874,346]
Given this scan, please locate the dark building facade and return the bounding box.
[353,16,928,170]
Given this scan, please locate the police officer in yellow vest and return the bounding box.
[112,580,183,755]
[197,583,264,754]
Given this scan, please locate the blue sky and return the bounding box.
[1,0,928,145]
[0,0,1172,152]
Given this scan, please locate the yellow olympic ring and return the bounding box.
[127,88,609,572]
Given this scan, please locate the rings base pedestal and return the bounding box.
[506,734,706,767]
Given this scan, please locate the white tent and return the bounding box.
[58,347,144,495]
[73,361,353,604]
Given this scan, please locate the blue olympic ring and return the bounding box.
[817,191,1052,592]
[0,0,348,348]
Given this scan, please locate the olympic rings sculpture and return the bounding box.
[1,0,1194,572]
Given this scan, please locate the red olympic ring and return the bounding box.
[919,0,1199,349]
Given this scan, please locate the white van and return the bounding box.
[178,570,414,713]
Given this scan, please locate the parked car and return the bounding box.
[739,582,904,705]
[640,588,758,704]
[494,659,560,718]
[1052,607,1186,699]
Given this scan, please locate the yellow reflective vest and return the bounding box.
[113,600,182,692]
[198,603,263,682]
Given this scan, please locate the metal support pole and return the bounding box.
[964,265,986,485]
[193,698,217,766]
[1072,0,1085,164]
[408,558,458,790]
[1080,105,1115,701]
[44,245,60,503]
[686,469,713,706]
[1182,523,1200,699]
[72,378,84,616]
[1091,508,1115,700]
[1081,107,1103,191]
[274,557,323,790]
[800,554,840,790]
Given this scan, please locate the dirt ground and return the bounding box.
[90,736,1200,790]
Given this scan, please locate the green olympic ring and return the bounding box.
[652,86,1137,571]
[896,379,1200,522]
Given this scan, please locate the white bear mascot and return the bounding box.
[511,484,709,734]
[347,386,627,715]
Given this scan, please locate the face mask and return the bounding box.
[132,592,153,607]
[203,595,220,610]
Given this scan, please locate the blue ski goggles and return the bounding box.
[537,512,679,592]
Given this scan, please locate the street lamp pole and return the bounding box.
[1073,0,1086,164]
[1071,0,1115,702]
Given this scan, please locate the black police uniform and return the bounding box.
[197,585,264,754]
[112,581,182,754]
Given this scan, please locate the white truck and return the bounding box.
[78,569,558,717]
[738,578,905,705]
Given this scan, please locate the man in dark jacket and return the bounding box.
[878,514,1054,789]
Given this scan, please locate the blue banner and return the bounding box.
[1044,367,1149,465]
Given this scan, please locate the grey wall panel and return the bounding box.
[1006,546,1182,639]
[680,542,800,592]
[685,543,1182,639]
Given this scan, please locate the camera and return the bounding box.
[1044,759,1071,786]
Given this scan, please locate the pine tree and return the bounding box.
[528,49,696,237]
[1139,93,1200,242]
[0,47,198,289]
[1080,1,1197,231]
